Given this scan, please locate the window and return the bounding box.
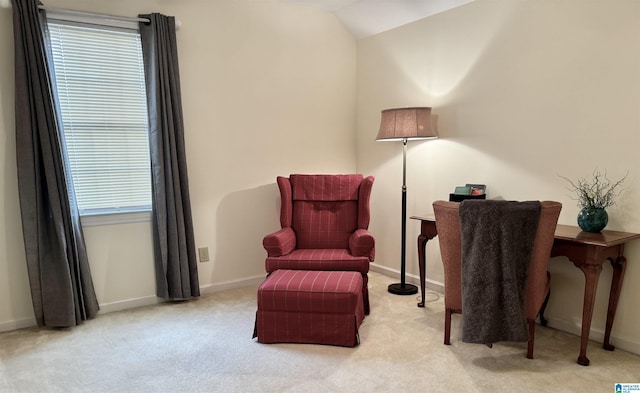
[47,18,152,220]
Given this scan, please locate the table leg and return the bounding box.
[603,256,627,351]
[417,234,427,307]
[577,263,603,366]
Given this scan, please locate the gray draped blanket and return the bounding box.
[459,200,541,346]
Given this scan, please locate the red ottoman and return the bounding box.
[254,270,365,347]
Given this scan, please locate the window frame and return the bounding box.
[46,13,153,225]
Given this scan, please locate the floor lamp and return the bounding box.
[376,107,437,295]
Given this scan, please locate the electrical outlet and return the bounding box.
[198,247,210,262]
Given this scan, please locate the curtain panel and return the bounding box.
[139,13,200,299]
[12,0,99,327]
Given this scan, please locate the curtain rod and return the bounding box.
[38,5,151,24]
[1,2,182,29]
[0,2,147,23]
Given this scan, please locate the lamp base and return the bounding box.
[387,283,418,296]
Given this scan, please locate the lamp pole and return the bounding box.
[388,138,418,295]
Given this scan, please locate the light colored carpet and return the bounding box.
[1,271,639,393]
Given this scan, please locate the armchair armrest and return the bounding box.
[349,229,375,261]
[263,227,296,257]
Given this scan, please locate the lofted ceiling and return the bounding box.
[281,0,475,39]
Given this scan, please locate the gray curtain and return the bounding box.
[12,0,99,327]
[139,13,200,299]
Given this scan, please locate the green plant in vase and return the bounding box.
[559,169,626,233]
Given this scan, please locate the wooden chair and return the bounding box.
[433,200,561,359]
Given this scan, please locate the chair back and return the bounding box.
[432,200,463,311]
[525,201,562,317]
[432,200,562,320]
[278,174,374,249]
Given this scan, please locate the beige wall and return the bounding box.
[0,0,357,329]
[358,0,640,354]
[2,0,640,357]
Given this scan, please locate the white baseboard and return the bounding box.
[199,274,265,295]
[544,316,640,356]
[0,275,266,333]
[370,262,444,293]
[0,317,37,333]
[370,263,640,356]
[97,274,266,313]
[98,295,161,314]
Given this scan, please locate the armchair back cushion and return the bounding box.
[285,174,368,249]
[267,174,374,263]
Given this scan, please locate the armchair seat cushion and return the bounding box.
[266,249,370,274]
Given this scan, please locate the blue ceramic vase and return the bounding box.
[577,207,608,233]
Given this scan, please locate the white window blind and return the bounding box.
[48,20,152,215]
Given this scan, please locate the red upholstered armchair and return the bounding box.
[263,174,375,314]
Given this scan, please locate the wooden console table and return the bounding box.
[410,214,640,366]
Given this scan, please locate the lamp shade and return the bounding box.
[376,107,437,141]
